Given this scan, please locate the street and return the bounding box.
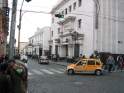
[28,58,124,93]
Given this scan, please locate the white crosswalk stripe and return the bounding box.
[31,69,43,75]
[49,69,63,74]
[40,69,55,74]
[28,72,32,75]
[28,68,64,75]
[57,68,65,72]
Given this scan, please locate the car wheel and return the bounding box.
[95,70,102,76]
[68,69,74,75]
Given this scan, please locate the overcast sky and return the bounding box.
[8,0,59,45]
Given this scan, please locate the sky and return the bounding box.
[8,0,59,45]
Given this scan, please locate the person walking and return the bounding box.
[57,54,60,62]
[78,54,83,60]
[117,54,123,71]
[0,62,12,93]
[66,55,69,63]
[106,54,115,73]
[22,57,28,93]
[7,59,27,93]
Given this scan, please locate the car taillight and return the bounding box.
[40,58,44,60]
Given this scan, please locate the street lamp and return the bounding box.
[71,31,79,60]
[18,0,32,54]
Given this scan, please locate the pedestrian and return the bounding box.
[111,55,115,72]
[57,54,60,62]
[53,54,56,62]
[66,55,69,63]
[0,62,12,93]
[106,54,115,73]
[22,57,28,92]
[78,54,83,60]
[51,54,54,62]
[7,59,27,93]
[83,55,85,58]
[14,55,25,67]
[90,54,94,58]
[117,54,123,71]
[0,58,7,72]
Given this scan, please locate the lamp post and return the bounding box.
[18,0,24,54]
[71,31,79,60]
[18,0,32,54]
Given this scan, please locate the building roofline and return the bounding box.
[51,0,69,13]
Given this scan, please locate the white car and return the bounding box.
[39,56,49,64]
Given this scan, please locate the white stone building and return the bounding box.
[27,26,51,56]
[51,0,124,60]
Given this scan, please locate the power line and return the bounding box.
[23,15,39,27]
[4,2,124,20]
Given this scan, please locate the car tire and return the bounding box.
[95,70,102,76]
[68,69,74,75]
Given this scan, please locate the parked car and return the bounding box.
[38,56,49,64]
[66,58,103,76]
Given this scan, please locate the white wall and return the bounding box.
[51,0,94,57]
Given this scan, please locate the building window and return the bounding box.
[69,5,71,12]
[78,0,82,7]
[52,18,54,23]
[73,2,76,10]
[78,19,81,28]
[52,31,53,36]
[62,11,64,15]
[58,28,60,34]
[65,8,67,15]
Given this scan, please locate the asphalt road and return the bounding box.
[27,58,124,93]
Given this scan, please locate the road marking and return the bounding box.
[49,69,63,74]
[31,69,43,75]
[57,68,65,72]
[40,69,55,74]
[28,72,32,75]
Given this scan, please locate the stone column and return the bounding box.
[68,44,73,58]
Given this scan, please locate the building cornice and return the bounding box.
[48,40,53,42]
[59,33,84,38]
[51,0,69,13]
[54,38,60,41]
[57,16,76,25]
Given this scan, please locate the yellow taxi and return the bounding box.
[66,58,103,76]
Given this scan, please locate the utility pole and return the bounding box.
[9,0,18,58]
[94,0,100,57]
[18,9,22,54]
[18,0,24,54]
